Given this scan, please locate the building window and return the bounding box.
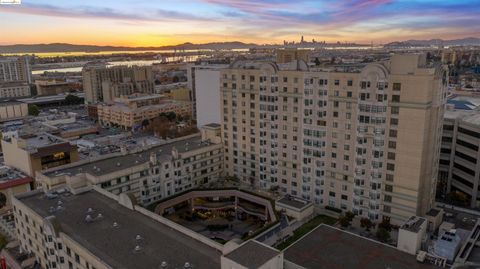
[393,83,401,91]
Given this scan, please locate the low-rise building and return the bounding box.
[2,132,79,177]
[36,126,223,206]
[275,48,310,64]
[0,83,30,98]
[283,224,435,269]
[13,188,223,269]
[0,166,33,212]
[97,93,192,130]
[397,216,428,255]
[35,79,80,96]
[0,100,28,122]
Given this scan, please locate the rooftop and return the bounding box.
[401,216,426,233]
[204,123,221,128]
[18,190,221,269]
[0,99,25,107]
[21,133,67,149]
[284,224,434,269]
[0,166,32,190]
[224,240,280,268]
[277,196,312,210]
[426,208,441,217]
[44,135,215,177]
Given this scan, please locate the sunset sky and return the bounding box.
[0,0,479,46]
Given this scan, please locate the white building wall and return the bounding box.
[195,69,221,127]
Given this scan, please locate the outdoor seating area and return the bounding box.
[155,189,277,243]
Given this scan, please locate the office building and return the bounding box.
[2,132,79,177]
[82,64,154,104]
[36,126,223,206]
[96,93,192,130]
[221,54,447,224]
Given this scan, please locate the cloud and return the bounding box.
[0,2,215,22]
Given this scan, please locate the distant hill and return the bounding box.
[385,37,480,47]
[0,42,261,54]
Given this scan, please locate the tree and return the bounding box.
[376,227,391,243]
[65,94,82,105]
[378,219,392,232]
[339,214,352,228]
[141,119,150,128]
[360,217,375,231]
[447,191,470,206]
[160,112,177,122]
[152,116,175,139]
[345,211,355,222]
[28,104,40,116]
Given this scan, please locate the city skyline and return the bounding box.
[1,0,479,46]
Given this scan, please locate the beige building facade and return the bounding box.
[36,127,223,206]
[82,64,154,103]
[96,94,192,130]
[0,56,31,98]
[276,49,310,64]
[0,100,28,122]
[221,54,447,224]
[2,133,79,177]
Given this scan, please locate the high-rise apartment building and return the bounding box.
[221,54,447,224]
[82,64,154,104]
[0,56,31,84]
[0,56,32,98]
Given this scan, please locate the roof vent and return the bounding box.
[97,213,103,219]
[112,222,119,228]
[57,200,63,206]
[136,234,143,243]
[160,261,168,268]
[133,245,142,253]
[56,205,63,211]
[116,162,121,167]
[85,215,93,223]
[184,262,191,268]
[87,208,94,214]
[49,206,55,213]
